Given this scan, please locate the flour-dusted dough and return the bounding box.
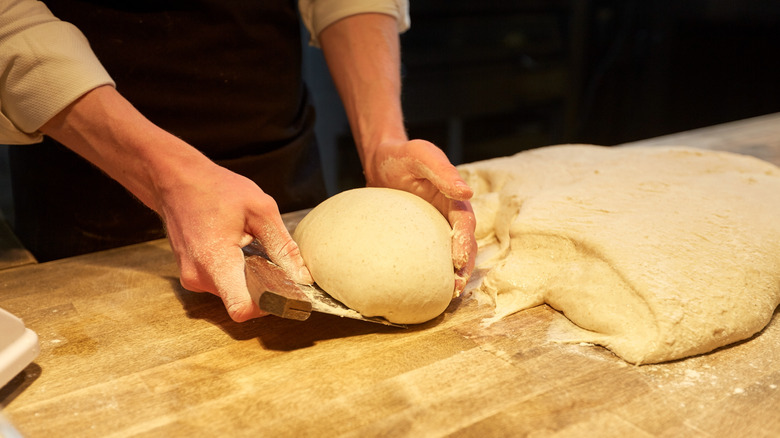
[459,145,780,364]
[293,188,455,324]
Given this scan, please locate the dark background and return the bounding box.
[316,0,780,191]
[2,0,780,218]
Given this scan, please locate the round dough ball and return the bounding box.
[293,187,455,324]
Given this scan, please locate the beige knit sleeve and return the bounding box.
[0,0,115,144]
[299,0,410,47]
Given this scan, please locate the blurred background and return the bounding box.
[2,0,780,218]
[304,0,780,193]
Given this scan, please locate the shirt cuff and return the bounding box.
[299,0,411,47]
[0,20,115,144]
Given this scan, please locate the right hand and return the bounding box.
[157,161,313,322]
[40,85,307,322]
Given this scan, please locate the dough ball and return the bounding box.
[293,188,455,324]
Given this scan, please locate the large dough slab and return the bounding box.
[459,145,780,364]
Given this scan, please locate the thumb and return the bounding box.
[249,216,313,285]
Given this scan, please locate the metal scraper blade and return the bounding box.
[243,242,405,328]
[296,282,405,328]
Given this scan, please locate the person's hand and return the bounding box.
[362,139,477,296]
[317,15,476,295]
[157,160,313,322]
[39,86,307,323]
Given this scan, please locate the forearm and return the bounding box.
[39,85,211,215]
[319,13,407,170]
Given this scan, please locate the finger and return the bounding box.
[175,249,211,294]
[179,280,208,293]
[247,209,313,285]
[214,245,266,322]
[448,199,477,296]
[405,140,474,201]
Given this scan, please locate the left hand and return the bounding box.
[363,139,477,296]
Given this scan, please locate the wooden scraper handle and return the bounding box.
[243,243,313,321]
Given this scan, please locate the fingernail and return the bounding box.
[455,181,473,197]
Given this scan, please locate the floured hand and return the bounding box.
[318,14,476,295]
[158,162,313,322]
[363,139,477,296]
[39,86,309,323]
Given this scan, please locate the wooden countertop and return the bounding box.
[2,114,780,437]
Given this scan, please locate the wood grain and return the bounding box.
[1,113,779,437]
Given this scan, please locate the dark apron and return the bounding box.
[10,0,327,261]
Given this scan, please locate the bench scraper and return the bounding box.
[243,241,404,327]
